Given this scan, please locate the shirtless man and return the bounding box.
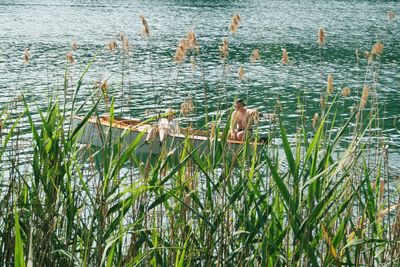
[229,99,259,141]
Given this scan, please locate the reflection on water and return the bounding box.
[0,0,399,169]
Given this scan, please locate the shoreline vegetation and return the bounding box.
[1,12,400,266]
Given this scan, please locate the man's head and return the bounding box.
[234,99,245,110]
[165,109,175,121]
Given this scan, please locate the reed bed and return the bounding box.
[0,13,399,267]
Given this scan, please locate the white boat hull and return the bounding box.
[72,116,265,155]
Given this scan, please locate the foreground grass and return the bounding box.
[0,86,399,266]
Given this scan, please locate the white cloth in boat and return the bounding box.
[159,118,179,135]
[145,118,179,144]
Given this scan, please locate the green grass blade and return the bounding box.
[14,210,26,267]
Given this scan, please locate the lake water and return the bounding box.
[1,0,399,168]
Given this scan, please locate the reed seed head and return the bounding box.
[318,28,325,46]
[312,113,319,130]
[276,98,283,112]
[326,73,333,95]
[187,31,199,51]
[107,40,117,51]
[229,23,237,34]
[360,85,369,109]
[71,41,78,50]
[363,51,373,62]
[94,78,109,106]
[219,38,229,59]
[281,48,289,65]
[102,79,109,106]
[238,66,245,80]
[320,95,325,110]
[174,38,190,63]
[100,79,109,92]
[118,32,130,53]
[387,11,395,21]
[342,86,351,97]
[232,14,241,25]
[23,48,30,64]
[140,15,150,38]
[250,49,260,63]
[229,14,241,34]
[371,42,384,56]
[66,51,74,63]
[180,98,194,116]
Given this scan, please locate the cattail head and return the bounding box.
[107,40,117,51]
[360,85,369,109]
[371,42,384,56]
[66,51,74,63]
[342,86,351,97]
[326,74,333,95]
[250,48,260,63]
[180,98,194,116]
[71,41,78,50]
[387,11,395,21]
[281,48,289,65]
[229,14,241,34]
[219,38,229,59]
[238,66,245,80]
[312,113,319,130]
[140,15,150,38]
[318,28,325,46]
[23,48,30,64]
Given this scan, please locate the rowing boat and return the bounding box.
[72,115,265,155]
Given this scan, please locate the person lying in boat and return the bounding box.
[145,109,180,144]
[228,99,260,141]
